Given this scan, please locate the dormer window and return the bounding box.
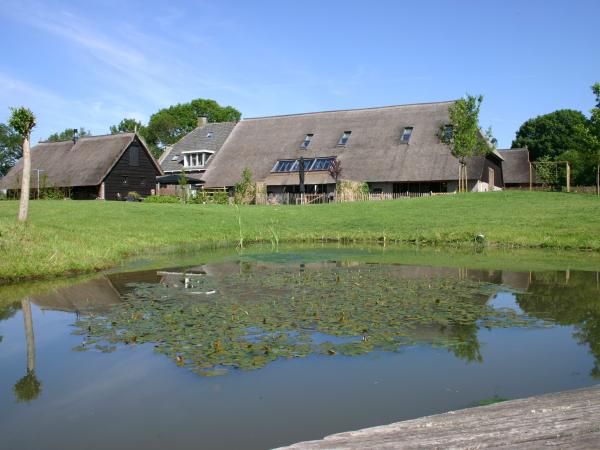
[301,134,313,149]
[401,127,413,143]
[338,131,351,146]
[182,150,214,168]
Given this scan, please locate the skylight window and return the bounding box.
[206,132,214,138]
[300,134,313,149]
[171,155,179,161]
[338,131,351,146]
[271,157,333,173]
[401,127,413,143]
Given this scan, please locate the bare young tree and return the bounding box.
[8,107,36,222]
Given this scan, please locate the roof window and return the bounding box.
[301,134,313,149]
[206,132,214,138]
[338,131,351,146]
[401,127,413,143]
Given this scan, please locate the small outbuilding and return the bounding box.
[0,132,162,200]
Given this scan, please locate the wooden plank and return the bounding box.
[277,385,600,449]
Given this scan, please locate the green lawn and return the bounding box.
[0,191,599,283]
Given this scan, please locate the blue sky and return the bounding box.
[0,0,598,147]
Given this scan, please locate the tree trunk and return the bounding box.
[18,135,31,222]
[21,298,35,373]
[464,163,469,192]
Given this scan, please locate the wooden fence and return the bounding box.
[255,191,454,205]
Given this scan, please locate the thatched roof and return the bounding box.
[160,122,237,173]
[498,148,532,184]
[202,101,502,188]
[0,133,160,189]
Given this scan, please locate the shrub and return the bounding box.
[143,195,180,203]
[234,168,256,204]
[189,191,229,205]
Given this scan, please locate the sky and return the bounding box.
[0,0,598,147]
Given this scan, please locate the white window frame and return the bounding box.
[182,150,215,168]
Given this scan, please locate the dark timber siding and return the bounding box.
[103,139,160,200]
[481,156,504,188]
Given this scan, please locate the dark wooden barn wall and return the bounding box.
[481,156,504,187]
[103,140,160,200]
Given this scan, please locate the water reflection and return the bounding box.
[62,262,554,376]
[13,299,42,403]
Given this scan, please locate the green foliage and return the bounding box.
[145,98,241,149]
[46,127,91,142]
[0,123,22,176]
[13,370,42,402]
[442,95,491,161]
[143,195,180,203]
[178,173,188,203]
[8,107,36,138]
[512,110,590,160]
[110,118,143,135]
[190,191,229,205]
[234,168,255,204]
[127,191,141,200]
[534,156,560,189]
[72,263,549,376]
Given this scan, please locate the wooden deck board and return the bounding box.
[277,384,600,449]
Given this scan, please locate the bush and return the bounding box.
[143,195,180,203]
[39,187,65,200]
[189,191,229,205]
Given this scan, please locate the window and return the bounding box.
[338,131,351,146]
[272,160,296,172]
[183,151,213,167]
[401,127,413,143]
[300,134,313,149]
[122,176,128,185]
[140,177,146,186]
[171,155,179,161]
[271,157,333,173]
[311,158,334,171]
[206,132,214,138]
[129,146,140,166]
[443,125,453,141]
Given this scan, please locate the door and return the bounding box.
[488,168,495,191]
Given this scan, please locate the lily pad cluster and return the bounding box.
[72,263,550,376]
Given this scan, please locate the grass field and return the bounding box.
[0,191,599,283]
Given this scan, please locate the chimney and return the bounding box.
[72,129,79,144]
[197,116,208,128]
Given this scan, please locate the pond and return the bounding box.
[1,245,599,450]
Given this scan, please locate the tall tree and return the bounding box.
[512,110,590,160]
[145,98,241,151]
[46,127,91,142]
[13,298,42,403]
[8,107,36,222]
[110,118,143,135]
[441,95,492,192]
[0,123,22,177]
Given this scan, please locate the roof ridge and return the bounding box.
[243,100,458,121]
[38,132,134,144]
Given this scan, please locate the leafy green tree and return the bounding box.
[145,98,241,151]
[441,95,492,192]
[46,127,91,142]
[0,123,22,177]
[512,110,590,160]
[9,107,36,222]
[110,118,143,135]
[234,168,255,204]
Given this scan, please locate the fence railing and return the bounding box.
[255,191,454,205]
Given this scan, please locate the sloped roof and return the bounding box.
[498,148,531,184]
[202,101,499,187]
[0,133,159,189]
[160,122,237,173]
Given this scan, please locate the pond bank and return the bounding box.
[1,191,599,283]
[278,384,600,449]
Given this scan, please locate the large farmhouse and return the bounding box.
[201,101,505,194]
[0,132,162,200]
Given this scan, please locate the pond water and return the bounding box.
[1,246,600,450]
